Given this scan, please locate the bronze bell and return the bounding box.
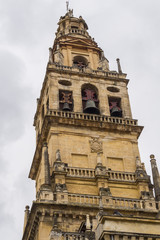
[110,107,122,117]
[62,102,71,111]
[83,100,100,114]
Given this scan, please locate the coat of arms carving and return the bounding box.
[90,137,103,153]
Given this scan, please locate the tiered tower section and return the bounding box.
[22,10,160,240]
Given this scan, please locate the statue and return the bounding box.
[98,51,109,71]
[56,149,61,162]
[49,48,54,64]
[54,45,64,65]
[136,156,142,169]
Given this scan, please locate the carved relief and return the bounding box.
[90,137,103,153]
[55,183,67,192]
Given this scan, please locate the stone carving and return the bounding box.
[99,187,112,196]
[67,9,73,17]
[53,150,65,171]
[54,44,64,65]
[85,231,95,240]
[50,231,62,240]
[90,137,103,153]
[56,149,61,162]
[49,48,54,64]
[136,156,142,170]
[140,191,152,200]
[98,51,109,71]
[55,183,67,192]
[95,165,106,176]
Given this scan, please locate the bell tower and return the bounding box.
[22,9,160,240]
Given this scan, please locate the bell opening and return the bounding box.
[83,100,100,115]
[111,107,122,117]
[62,102,71,111]
[109,97,122,118]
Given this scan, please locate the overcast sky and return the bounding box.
[0,0,160,239]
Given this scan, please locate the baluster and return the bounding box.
[131,237,136,240]
[114,235,119,240]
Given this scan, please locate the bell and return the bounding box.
[111,107,122,117]
[83,100,100,114]
[62,102,71,111]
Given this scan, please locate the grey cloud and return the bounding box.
[0,49,31,144]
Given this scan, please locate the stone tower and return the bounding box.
[22,9,160,240]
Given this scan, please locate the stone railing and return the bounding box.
[65,167,95,178]
[65,167,136,182]
[62,233,85,240]
[47,110,138,126]
[48,63,126,79]
[67,193,159,212]
[69,28,88,36]
[111,197,143,209]
[68,193,100,205]
[107,171,136,182]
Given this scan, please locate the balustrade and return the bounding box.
[62,233,85,240]
[50,63,126,79]
[112,197,142,209]
[107,171,136,182]
[65,167,95,178]
[47,110,138,126]
[68,194,100,205]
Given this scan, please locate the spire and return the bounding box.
[150,154,160,201]
[42,143,51,187]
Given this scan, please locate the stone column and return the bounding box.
[150,154,160,201]
[23,205,30,233]
[42,143,51,187]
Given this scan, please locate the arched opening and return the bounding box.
[59,90,73,112]
[73,56,88,69]
[81,84,100,115]
[109,97,122,117]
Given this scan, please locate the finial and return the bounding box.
[86,214,91,231]
[116,58,122,74]
[150,154,155,160]
[66,1,69,12]
[25,205,30,211]
[97,152,102,166]
[43,142,48,148]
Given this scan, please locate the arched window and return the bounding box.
[81,84,100,114]
[73,56,88,69]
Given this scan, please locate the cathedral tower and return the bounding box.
[22,9,160,240]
